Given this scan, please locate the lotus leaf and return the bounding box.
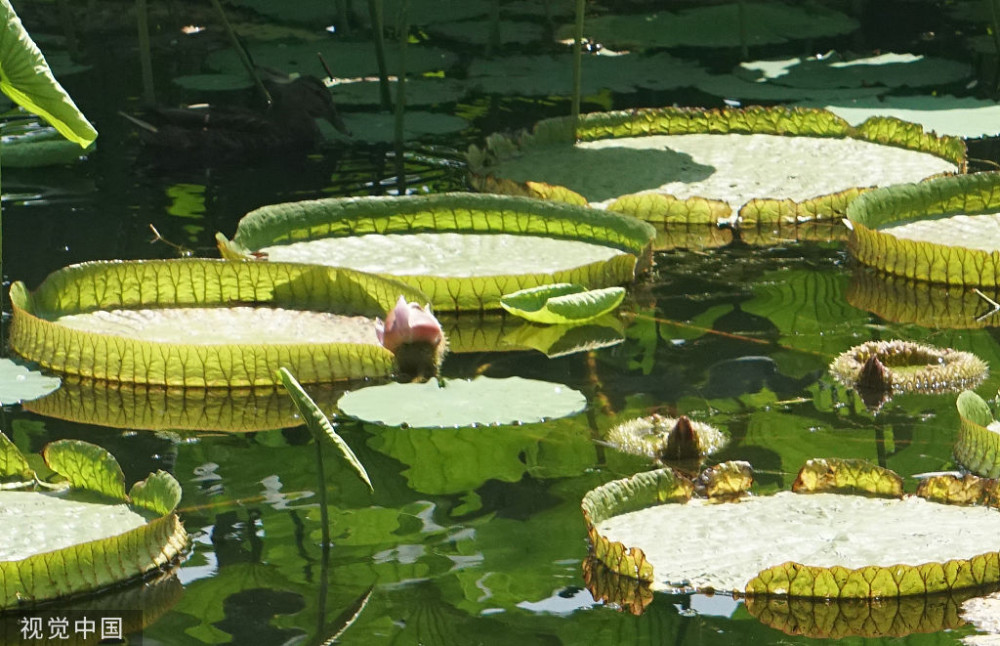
[470,107,964,221]
[829,340,987,402]
[500,284,624,324]
[219,193,654,311]
[558,2,858,49]
[584,459,1000,597]
[955,390,1000,478]
[9,259,427,386]
[0,0,96,147]
[846,172,1000,286]
[338,376,587,427]
[0,435,187,609]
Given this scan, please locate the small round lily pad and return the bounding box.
[337,376,587,427]
[500,283,625,324]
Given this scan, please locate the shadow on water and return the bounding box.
[495,145,716,203]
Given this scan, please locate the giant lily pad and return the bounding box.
[0,435,188,609]
[217,193,654,312]
[9,259,426,387]
[829,340,987,398]
[338,376,587,427]
[955,390,1000,478]
[799,95,1000,139]
[469,107,964,224]
[847,172,1000,286]
[22,376,345,433]
[583,458,1000,597]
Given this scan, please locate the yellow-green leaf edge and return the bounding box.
[219,193,656,312]
[955,389,1000,478]
[500,284,625,324]
[582,457,1000,598]
[469,106,967,225]
[847,172,1000,286]
[8,259,425,387]
[1,436,187,609]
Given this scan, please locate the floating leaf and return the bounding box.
[338,376,587,427]
[500,284,625,324]
[739,53,970,90]
[0,435,187,609]
[9,259,423,386]
[219,193,654,312]
[799,95,1000,139]
[606,414,727,463]
[847,172,1000,286]
[278,367,373,492]
[560,1,858,49]
[0,357,60,405]
[0,0,96,147]
[585,459,1000,597]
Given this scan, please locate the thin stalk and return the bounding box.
[136,0,156,104]
[737,0,748,61]
[368,0,392,110]
[990,0,1000,58]
[208,0,271,108]
[394,0,409,195]
[314,435,331,549]
[487,0,501,57]
[571,0,584,131]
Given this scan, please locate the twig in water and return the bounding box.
[974,287,1000,322]
[148,224,193,257]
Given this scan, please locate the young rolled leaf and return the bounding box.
[584,458,1000,598]
[847,172,1000,286]
[278,367,373,492]
[0,435,187,609]
[955,390,1000,478]
[0,0,96,147]
[9,259,424,386]
[500,284,625,324]
[218,193,655,312]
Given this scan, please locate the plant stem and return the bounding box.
[209,0,271,108]
[314,433,331,549]
[135,0,155,104]
[368,0,392,110]
[571,0,584,131]
[394,0,409,195]
[487,0,500,57]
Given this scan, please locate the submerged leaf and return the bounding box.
[338,376,587,428]
[500,284,625,324]
[278,367,373,492]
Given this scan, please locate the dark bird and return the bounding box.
[121,73,350,160]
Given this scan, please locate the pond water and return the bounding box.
[3,1,1000,644]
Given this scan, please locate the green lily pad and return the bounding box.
[696,73,888,102]
[0,358,60,404]
[738,53,970,90]
[329,77,469,107]
[798,95,1000,139]
[559,1,858,49]
[584,458,1000,597]
[829,340,987,396]
[218,193,654,312]
[503,316,624,358]
[1,122,94,167]
[470,106,964,219]
[500,284,624,324]
[468,52,707,96]
[0,0,96,147]
[338,376,587,427]
[206,40,457,79]
[0,435,187,609]
[9,259,425,386]
[329,110,469,143]
[233,0,490,26]
[846,172,1000,286]
[427,19,544,45]
[171,73,255,92]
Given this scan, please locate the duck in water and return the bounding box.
[121,73,350,160]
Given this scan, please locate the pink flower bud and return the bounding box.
[376,295,444,354]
